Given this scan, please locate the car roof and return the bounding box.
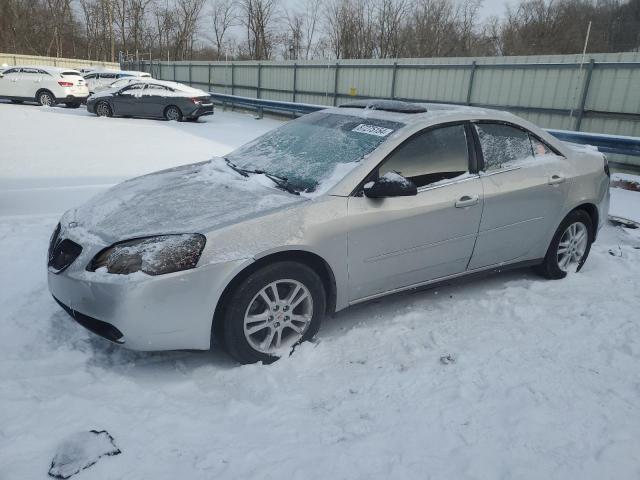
[328,100,522,126]
[8,66,82,74]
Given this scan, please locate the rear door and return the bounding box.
[141,83,173,117]
[19,67,44,97]
[467,121,572,269]
[347,122,484,301]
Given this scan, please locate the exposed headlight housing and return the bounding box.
[87,234,206,276]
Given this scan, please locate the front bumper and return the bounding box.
[48,228,250,350]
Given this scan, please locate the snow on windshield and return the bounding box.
[226,112,404,193]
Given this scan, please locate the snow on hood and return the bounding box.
[62,158,305,244]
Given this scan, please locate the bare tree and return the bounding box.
[239,0,278,59]
[209,0,237,58]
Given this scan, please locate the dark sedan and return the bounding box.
[87,79,214,121]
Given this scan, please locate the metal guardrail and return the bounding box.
[210,93,640,159]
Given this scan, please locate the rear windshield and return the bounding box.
[62,71,82,77]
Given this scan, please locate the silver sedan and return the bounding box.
[48,100,610,364]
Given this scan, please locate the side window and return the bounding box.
[21,68,40,74]
[84,73,96,79]
[3,68,19,75]
[475,123,534,171]
[378,124,469,188]
[100,73,116,79]
[120,83,145,94]
[530,135,552,157]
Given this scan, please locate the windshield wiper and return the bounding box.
[224,158,300,195]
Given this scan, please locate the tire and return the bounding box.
[65,102,81,109]
[223,261,326,364]
[534,209,593,279]
[37,90,55,107]
[10,99,24,104]
[95,101,112,117]
[164,105,182,121]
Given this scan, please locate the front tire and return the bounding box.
[535,209,593,279]
[37,90,55,107]
[95,101,112,117]
[164,105,182,121]
[223,262,326,364]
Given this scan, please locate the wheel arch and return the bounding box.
[35,88,55,102]
[569,202,599,241]
[211,249,337,348]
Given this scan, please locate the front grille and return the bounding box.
[48,234,82,273]
[53,296,124,343]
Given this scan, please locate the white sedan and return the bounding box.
[0,66,89,107]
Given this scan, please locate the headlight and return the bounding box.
[87,234,206,276]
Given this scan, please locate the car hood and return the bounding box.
[62,158,306,244]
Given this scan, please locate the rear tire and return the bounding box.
[164,105,182,121]
[95,101,112,117]
[223,261,326,364]
[37,90,55,107]
[534,209,593,279]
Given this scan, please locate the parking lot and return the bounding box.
[1,101,640,479]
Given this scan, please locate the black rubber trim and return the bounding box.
[53,296,124,343]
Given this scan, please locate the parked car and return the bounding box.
[0,66,89,107]
[83,70,151,93]
[48,100,610,364]
[89,77,140,95]
[86,79,213,121]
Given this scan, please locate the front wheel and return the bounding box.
[164,105,182,121]
[223,262,326,364]
[534,209,593,279]
[95,101,112,117]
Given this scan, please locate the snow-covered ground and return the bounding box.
[1,102,640,479]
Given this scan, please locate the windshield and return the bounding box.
[226,112,404,193]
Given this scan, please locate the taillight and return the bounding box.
[190,98,202,105]
[603,155,610,178]
[58,81,73,87]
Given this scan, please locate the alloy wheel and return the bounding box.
[96,102,111,117]
[39,93,53,106]
[243,279,313,354]
[557,222,588,272]
[165,106,180,121]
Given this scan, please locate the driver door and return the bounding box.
[111,83,145,115]
[346,123,484,302]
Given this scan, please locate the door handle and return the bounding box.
[548,174,566,185]
[455,195,479,208]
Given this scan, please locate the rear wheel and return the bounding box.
[223,262,326,364]
[164,105,182,121]
[534,209,593,279]
[37,90,55,107]
[95,101,112,117]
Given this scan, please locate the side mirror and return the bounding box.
[363,172,417,198]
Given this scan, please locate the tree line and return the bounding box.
[1,0,638,63]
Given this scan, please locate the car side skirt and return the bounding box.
[349,258,544,306]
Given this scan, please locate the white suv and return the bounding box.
[84,70,151,94]
[0,66,89,107]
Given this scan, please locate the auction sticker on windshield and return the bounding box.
[352,124,394,137]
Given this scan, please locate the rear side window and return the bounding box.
[100,73,116,79]
[21,68,41,74]
[475,123,534,170]
[379,124,469,188]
